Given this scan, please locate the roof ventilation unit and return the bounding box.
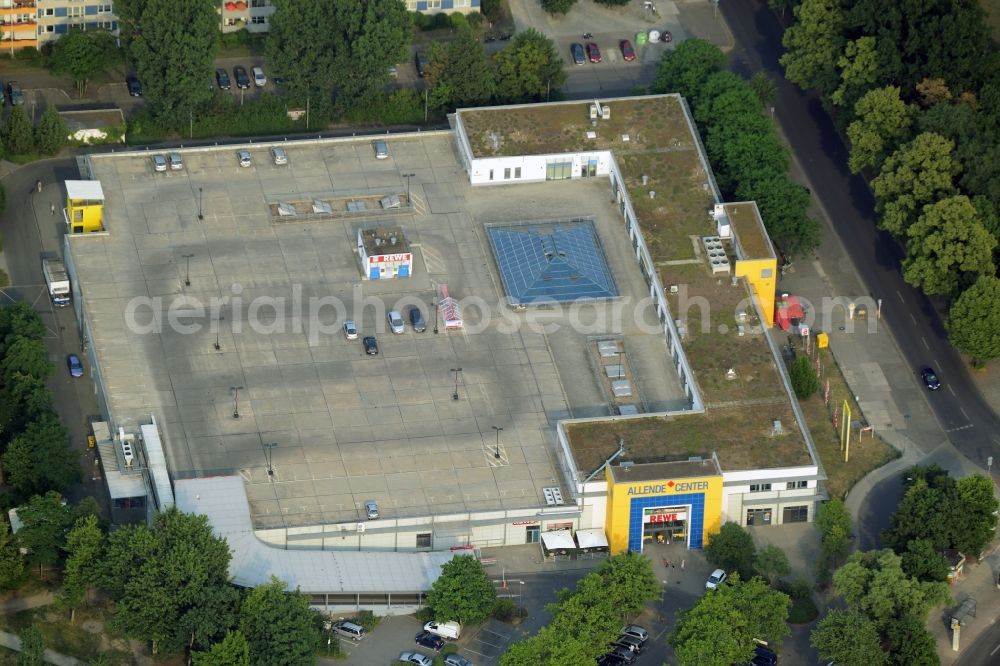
[772,420,784,435]
[121,441,134,468]
[702,236,731,275]
[543,487,564,506]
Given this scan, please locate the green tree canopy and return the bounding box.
[238,577,318,666]
[330,0,412,104]
[47,28,118,97]
[954,474,999,554]
[816,498,852,571]
[426,554,497,625]
[810,609,887,666]
[266,0,336,115]
[100,507,234,655]
[15,492,97,573]
[704,522,756,580]
[34,107,67,156]
[872,132,960,238]
[1,336,52,384]
[541,0,577,15]
[492,28,566,103]
[790,355,820,399]
[832,549,950,631]
[652,38,727,99]
[885,613,939,666]
[593,551,661,615]
[2,105,34,156]
[832,36,879,110]
[846,86,914,173]
[16,626,45,666]
[902,195,996,296]
[427,27,495,110]
[900,539,949,582]
[754,545,791,585]
[671,575,790,666]
[735,175,818,258]
[779,0,846,96]
[3,417,80,497]
[58,514,105,622]
[193,630,251,666]
[947,275,1000,362]
[0,521,26,591]
[128,0,218,127]
[0,303,46,350]
[0,373,56,443]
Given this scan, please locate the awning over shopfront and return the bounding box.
[575,528,609,549]
[540,529,575,550]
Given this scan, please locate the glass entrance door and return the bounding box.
[525,526,540,543]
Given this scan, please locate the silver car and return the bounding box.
[152,154,167,172]
[444,655,474,666]
[365,500,379,520]
[343,319,358,340]
[169,152,183,170]
[399,653,432,666]
[387,310,404,334]
[237,150,252,168]
[271,147,288,165]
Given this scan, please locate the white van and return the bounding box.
[423,621,462,640]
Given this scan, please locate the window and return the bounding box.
[98,3,112,12]
[44,8,55,16]
[68,6,83,17]
[787,480,808,490]
[545,159,572,180]
[783,505,808,523]
[488,169,494,181]
[251,16,266,24]
[749,483,771,492]
[503,167,511,179]
[427,0,442,8]
[416,533,431,548]
[454,0,471,6]
[251,0,269,6]
[514,166,521,178]
[746,508,772,526]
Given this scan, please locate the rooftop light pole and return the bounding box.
[198,187,204,220]
[262,442,277,479]
[214,314,224,351]
[182,253,194,286]
[492,425,503,459]
[231,385,244,419]
[432,300,439,335]
[451,367,463,401]
[402,173,415,208]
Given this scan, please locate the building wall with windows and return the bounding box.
[405,0,480,15]
[220,0,274,34]
[34,1,116,46]
[1,0,39,53]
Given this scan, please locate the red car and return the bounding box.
[620,39,635,61]
[586,42,602,63]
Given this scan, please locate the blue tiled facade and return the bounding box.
[627,492,706,553]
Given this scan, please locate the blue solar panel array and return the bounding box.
[487,221,619,305]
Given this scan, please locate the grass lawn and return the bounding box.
[2,604,133,665]
[798,347,898,500]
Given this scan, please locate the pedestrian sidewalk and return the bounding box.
[931,548,1000,665]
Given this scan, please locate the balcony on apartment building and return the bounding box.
[0,0,36,11]
[0,15,36,27]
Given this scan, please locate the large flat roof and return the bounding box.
[71,134,687,529]
[457,96,816,476]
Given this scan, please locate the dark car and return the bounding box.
[215,68,231,90]
[125,75,142,97]
[614,635,644,654]
[414,631,444,651]
[363,335,378,355]
[415,51,429,77]
[742,645,778,666]
[602,646,635,665]
[620,39,635,61]
[409,306,426,332]
[586,42,602,63]
[67,354,83,378]
[597,656,627,666]
[7,81,24,105]
[571,42,586,65]
[233,66,251,89]
[920,366,941,390]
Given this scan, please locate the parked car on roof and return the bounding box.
[570,42,586,65]
[620,39,635,61]
[237,150,252,168]
[586,42,602,63]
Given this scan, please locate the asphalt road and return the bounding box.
[721,0,1000,465]
[0,158,106,511]
[956,618,1000,666]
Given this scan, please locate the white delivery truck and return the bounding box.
[41,256,71,306]
[423,621,462,640]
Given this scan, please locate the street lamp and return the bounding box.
[402,173,415,208]
[213,314,224,351]
[451,368,463,401]
[432,300,439,335]
[492,425,503,459]
[182,253,194,286]
[518,580,525,616]
[198,187,204,221]
[231,385,244,419]
[262,442,277,479]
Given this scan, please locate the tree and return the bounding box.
[947,276,1000,363]
[885,613,939,666]
[735,175,819,258]
[3,417,81,497]
[882,475,953,552]
[810,609,887,666]
[1,336,52,384]
[34,107,66,156]
[953,474,999,554]
[846,87,914,173]
[541,0,576,15]
[0,303,46,349]
[101,508,234,655]
[832,37,879,110]
[238,578,317,666]
[426,554,497,625]
[832,550,950,631]
[266,0,336,115]
[14,493,97,575]
[0,521,26,591]
[900,539,948,582]
[872,132,960,238]
[790,355,819,399]
[493,29,566,103]
[593,551,661,615]
[47,28,118,97]
[0,373,56,443]
[671,574,790,666]
[902,195,996,296]
[16,626,45,666]
[128,0,218,127]
[779,0,846,96]
[58,515,104,622]
[2,105,34,156]
[815,499,852,573]
[330,0,412,104]
[652,38,727,99]
[193,630,251,666]
[749,72,777,107]
[704,522,756,580]
[754,545,791,586]
[427,27,494,110]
